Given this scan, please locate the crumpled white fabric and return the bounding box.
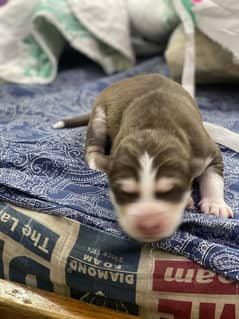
[0,0,134,83]
[173,0,239,98]
[194,0,239,63]
[172,0,239,153]
[127,0,179,42]
[0,0,41,82]
[67,0,134,71]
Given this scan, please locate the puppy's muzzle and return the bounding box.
[117,200,186,242]
[134,212,162,237]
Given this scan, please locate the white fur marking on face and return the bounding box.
[116,178,139,193]
[156,177,180,193]
[111,152,193,241]
[139,152,156,200]
[115,191,190,242]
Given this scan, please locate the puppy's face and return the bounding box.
[108,151,191,242]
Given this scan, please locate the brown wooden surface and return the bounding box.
[0,279,139,319]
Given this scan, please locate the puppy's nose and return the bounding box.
[136,215,161,236]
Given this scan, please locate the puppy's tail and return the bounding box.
[204,121,239,153]
[53,113,91,129]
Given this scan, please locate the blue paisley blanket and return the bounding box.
[0,57,238,281]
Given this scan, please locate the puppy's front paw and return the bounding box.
[200,198,233,218]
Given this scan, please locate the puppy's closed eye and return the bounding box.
[118,189,139,201]
[154,190,172,199]
[112,178,140,203]
[154,186,184,202]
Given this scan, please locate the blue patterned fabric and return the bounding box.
[0,57,238,281]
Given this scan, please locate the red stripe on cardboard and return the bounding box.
[153,260,237,294]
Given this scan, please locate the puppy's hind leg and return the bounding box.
[85,105,109,172]
[199,150,233,218]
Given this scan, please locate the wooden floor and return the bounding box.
[0,279,139,319]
